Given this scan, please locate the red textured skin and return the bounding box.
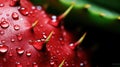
[0,0,91,67]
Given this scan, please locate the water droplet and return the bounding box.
[64,62,69,66]
[16,62,22,67]
[50,61,55,66]
[59,37,64,45]
[43,35,47,39]
[80,62,85,67]
[32,62,38,67]
[0,45,8,53]
[3,58,7,62]
[40,24,43,27]
[26,51,31,57]
[69,43,74,47]
[16,34,23,41]
[0,21,9,29]
[16,47,24,55]
[36,6,42,10]
[1,40,6,44]
[14,25,20,31]
[11,38,15,42]
[0,30,4,35]
[32,6,36,10]
[18,7,29,16]
[12,12,19,20]
[0,3,4,7]
[51,15,57,22]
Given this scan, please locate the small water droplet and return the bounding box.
[49,15,59,26]
[32,62,38,67]
[69,43,74,47]
[59,37,64,45]
[0,21,9,29]
[26,51,31,57]
[50,61,55,66]
[14,25,20,31]
[0,45,8,53]
[16,47,24,55]
[40,24,43,27]
[64,62,69,66]
[51,15,57,22]
[0,30,4,35]
[18,7,29,16]
[12,12,19,20]
[11,38,15,42]
[43,35,47,39]
[3,58,6,62]
[16,62,22,67]
[1,40,6,44]
[36,6,42,10]
[80,62,85,67]
[32,6,36,10]
[16,34,23,41]
[0,3,4,7]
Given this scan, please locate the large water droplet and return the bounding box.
[12,12,19,20]
[0,21,9,29]
[26,51,31,57]
[32,62,38,67]
[16,62,23,67]
[0,30,4,35]
[0,45,8,53]
[0,3,4,7]
[16,34,23,41]
[16,47,24,55]
[18,7,29,16]
[14,25,20,31]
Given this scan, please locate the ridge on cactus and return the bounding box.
[0,0,91,67]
